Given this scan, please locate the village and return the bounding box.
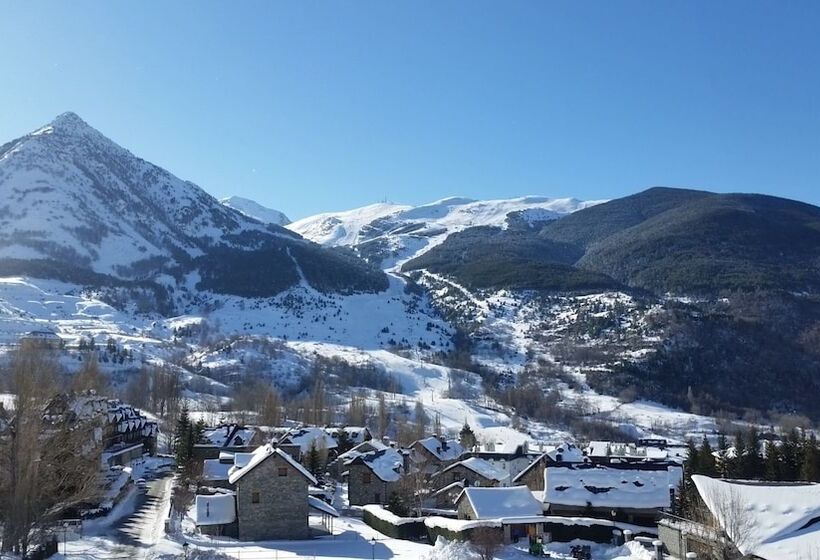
[1,332,819,560]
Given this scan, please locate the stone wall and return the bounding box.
[456,497,476,520]
[515,459,545,491]
[236,452,310,540]
[347,464,399,506]
[436,465,499,490]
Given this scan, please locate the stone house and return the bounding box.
[512,443,584,491]
[432,457,508,490]
[228,444,318,541]
[410,436,464,474]
[456,486,546,544]
[345,448,404,506]
[192,425,259,461]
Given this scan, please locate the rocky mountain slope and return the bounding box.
[0,113,386,303]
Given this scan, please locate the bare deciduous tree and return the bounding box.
[693,483,757,560]
[0,342,101,555]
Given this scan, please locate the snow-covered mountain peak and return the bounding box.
[0,114,293,280]
[289,195,602,270]
[221,195,291,226]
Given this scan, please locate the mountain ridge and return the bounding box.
[0,112,387,303]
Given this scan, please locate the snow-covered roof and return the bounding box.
[587,441,669,462]
[202,459,232,481]
[693,475,820,560]
[228,444,318,485]
[325,426,371,445]
[201,425,256,448]
[457,486,543,519]
[195,493,236,526]
[308,496,340,518]
[511,444,585,484]
[415,437,464,462]
[280,427,338,453]
[544,464,680,509]
[232,452,255,468]
[432,480,465,498]
[347,448,404,482]
[440,457,508,483]
[337,440,388,463]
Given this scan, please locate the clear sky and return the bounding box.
[1,2,818,220]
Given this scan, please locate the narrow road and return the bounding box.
[111,470,174,548]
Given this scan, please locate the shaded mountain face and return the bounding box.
[404,186,820,419]
[405,187,820,295]
[0,113,387,301]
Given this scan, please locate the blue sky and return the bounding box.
[1,2,818,220]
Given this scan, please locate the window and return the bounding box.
[362,472,372,484]
[251,492,260,504]
[278,467,288,477]
[375,492,381,503]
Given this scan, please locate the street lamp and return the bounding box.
[370,537,376,560]
[62,522,69,556]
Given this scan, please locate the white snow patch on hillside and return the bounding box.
[221,196,291,226]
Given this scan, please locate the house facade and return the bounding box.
[345,448,404,506]
[228,444,318,541]
[433,457,508,490]
[410,437,464,473]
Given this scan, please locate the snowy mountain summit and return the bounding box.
[0,112,385,299]
[221,195,291,226]
[288,195,602,269]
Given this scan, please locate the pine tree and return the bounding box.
[730,430,747,478]
[306,441,321,475]
[459,422,477,451]
[336,428,353,454]
[699,436,717,477]
[744,427,763,479]
[716,432,729,477]
[781,429,803,481]
[763,440,782,481]
[800,434,820,482]
[193,418,206,446]
[174,405,192,467]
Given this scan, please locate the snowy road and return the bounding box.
[112,471,174,548]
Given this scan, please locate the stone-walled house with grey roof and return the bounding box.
[345,447,404,506]
[228,444,318,541]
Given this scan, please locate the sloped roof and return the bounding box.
[337,440,388,463]
[693,475,820,560]
[228,444,317,485]
[456,486,542,519]
[346,448,403,482]
[544,464,680,509]
[308,496,340,518]
[415,437,464,462]
[202,459,231,481]
[439,457,508,483]
[280,427,338,452]
[195,493,236,526]
[512,444,584,484]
